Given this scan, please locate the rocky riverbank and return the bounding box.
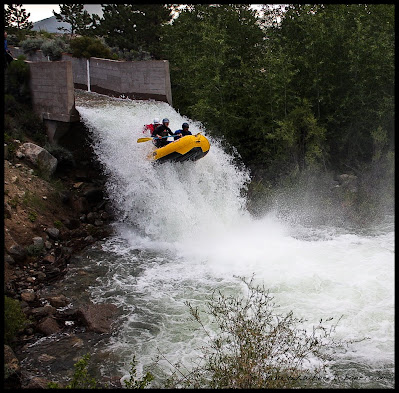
[4,135,123,388]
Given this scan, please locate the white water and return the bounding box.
[75,91,394,388]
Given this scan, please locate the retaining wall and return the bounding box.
[28,60,79,123]
[10,46,172,105]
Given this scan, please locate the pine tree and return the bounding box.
[98,4,171,58]
[4,4,33,32]
[53,4,98,36]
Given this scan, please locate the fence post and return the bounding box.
[87,58,91,92]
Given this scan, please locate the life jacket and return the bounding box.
[143,123,156,135]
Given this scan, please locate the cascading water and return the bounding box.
[71,90,394,388]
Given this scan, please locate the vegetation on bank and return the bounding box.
[4,296,30,346]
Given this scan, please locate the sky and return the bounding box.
[20,4,269,24]
[21,4,61,22]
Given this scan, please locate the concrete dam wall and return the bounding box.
[10,46,172,142]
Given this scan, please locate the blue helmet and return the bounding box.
[162,118,169,124]
[182,122,189,129]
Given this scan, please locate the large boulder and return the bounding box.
[77,302,118,334]
[7,244,27,263]
[37,317,61,336]
[18,142,58,175]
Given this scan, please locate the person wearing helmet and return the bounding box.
[142,118,161,135]
[173,122,192,140]
[153,118,174,147]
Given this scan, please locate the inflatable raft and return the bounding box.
[149,134,210,163]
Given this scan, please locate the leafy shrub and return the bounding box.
[4,296,29,345]
[28,211,38,222]
[4,57,31,103]
[54,220,63,229]
[163,276,346,389]
[41,38,69,61]
[26,243,43,257]
[21,37,45,55]
[18,109,47,145]
[70,36,113,59]
[123,356,154,388]
[4,94,18,115]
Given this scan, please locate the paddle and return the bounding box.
[137,135,175,143]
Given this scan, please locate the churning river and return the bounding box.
[69,90,394,388]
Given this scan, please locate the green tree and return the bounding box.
[69,36,113,59]
[53,4,98,36]
[98,4,171,58]
[275,99,326,171]
[274,4,394,172]
[163,5,264,150]
[4,4,33,41]
[4,4,33,30]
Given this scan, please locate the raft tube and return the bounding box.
[149,134,210,163]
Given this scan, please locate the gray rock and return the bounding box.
[8,244,27,263]
[29,305,56,319]
[46,227,60,240]
[77,302,118,334]
[32,236,44,249]
[86,211,99,223]
[17,142,58,175]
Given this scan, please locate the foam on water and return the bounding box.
[75,91,394,387]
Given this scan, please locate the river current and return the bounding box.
[68,90,394,388]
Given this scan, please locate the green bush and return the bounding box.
[18,108,47,145]
[26,243,43,257]
[4,296,29,345]
[4,94,18,115]
[41,38,69,61]
[21,37,45,55]
[4,57,31,103]
[164,276,346,389]
[70,36,113,59]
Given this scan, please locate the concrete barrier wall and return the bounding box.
[28,60,79,123]
[10,46,172,105]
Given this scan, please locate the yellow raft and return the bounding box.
[149,133,210,163]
